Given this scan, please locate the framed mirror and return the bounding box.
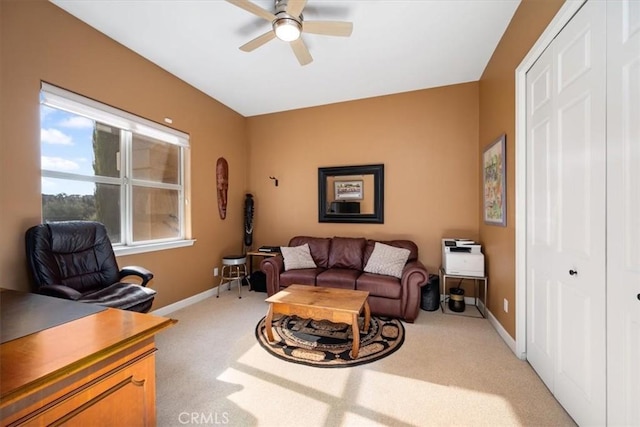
[318,164,384,223]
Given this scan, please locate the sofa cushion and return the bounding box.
[364,239,418,266]
[280,243,317,271]
[356,273,402,299]
[328,237,367,270]
[363,242,410,279]
[316,268,359,290]
[289,236,331,268]
[280,268,325,287]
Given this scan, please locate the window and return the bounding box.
[40,82,193,255]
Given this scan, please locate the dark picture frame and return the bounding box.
[318,164,384,224]
[483,134,506,226]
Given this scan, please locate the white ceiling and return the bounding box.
[50,0,521,117]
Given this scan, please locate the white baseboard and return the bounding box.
[441,293,521,359]
[152,279,245,317]
[151,287,217,317]
[464,295,476,305]
[152,277,250,317]
[486,308,524,359]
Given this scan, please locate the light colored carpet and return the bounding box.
[155,286,576,426]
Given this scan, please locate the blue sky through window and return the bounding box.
[40,105,100,196]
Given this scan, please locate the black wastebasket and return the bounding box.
[448,287,466,312]
[421,274,440,311]
[244,271,267,293]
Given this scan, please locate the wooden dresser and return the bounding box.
[0,290,175,426]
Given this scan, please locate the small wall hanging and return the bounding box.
[483,134,506,226]
[216,157,229,220]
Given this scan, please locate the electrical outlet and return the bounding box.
[503,298,509,313]
[213,267,219,277]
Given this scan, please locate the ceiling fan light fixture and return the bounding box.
[273,18,301,41]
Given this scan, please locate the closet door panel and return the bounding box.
[551,3,607,424]
[606,0,640,424]
[556,96,594,256]
[526,51,556,391]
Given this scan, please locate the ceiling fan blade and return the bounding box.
[290,38,312,66]
[286,0,307,18]
[239,31,276,52]
[226,0,276,22]
[303,21,353,37]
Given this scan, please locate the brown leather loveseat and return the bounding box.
[261,236,429,322]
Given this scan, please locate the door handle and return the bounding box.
[637,294,640,301]
[569,269,578,276]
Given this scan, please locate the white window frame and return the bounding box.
[40,82,194,256]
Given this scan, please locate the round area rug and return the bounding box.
[255,314,404,368]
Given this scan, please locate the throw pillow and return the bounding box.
[280,243,317,271]
[363,242,411,279]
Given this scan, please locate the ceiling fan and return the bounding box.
[226,0,353,66]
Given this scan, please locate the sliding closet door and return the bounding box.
[526,1,606,425]
[606,1,640,425]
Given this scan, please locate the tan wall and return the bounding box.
[479,0,564,337]
[247,83,480,276]
[0,0,566,333]
[0,0,248,308]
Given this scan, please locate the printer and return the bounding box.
[442,238,485,277]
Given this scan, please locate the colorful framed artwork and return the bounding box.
[483,134,506,226]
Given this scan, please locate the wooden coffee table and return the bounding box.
[264,285,370,358]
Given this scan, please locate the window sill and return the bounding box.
[113,239,196,257]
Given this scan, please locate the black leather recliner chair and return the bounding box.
[25,221,156,313]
